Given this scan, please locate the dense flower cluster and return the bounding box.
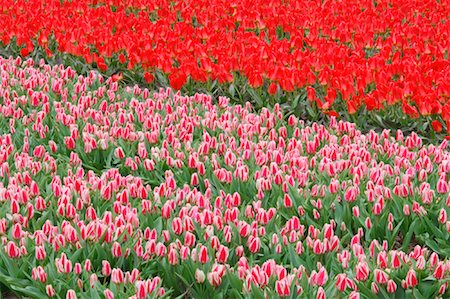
[0,0,449,120]
[0,56,450,298]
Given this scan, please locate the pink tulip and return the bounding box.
[104,289,114,299]
[66,289,77,299]
[371,282,379,294]
[374,269,389,285]
[216,245,229,263]
[248,235,261,253]
[439,282,448,295]
[355,262,369,281]
[434,262,445,280]
[195,269,206,283]
[46,285,55,297]
[387,280,397,293]
[102,260,111,277]
[168,246,178,265]
[6,241,20,258]
[171,217,183,235]
[405,269,418,288]
[316,287,326,299]
[135,280,147,299]
[275,279,290,297]
[198,245,208,264]
[111,268,124,284]
[35,245,46,261]
[12,223,22,239]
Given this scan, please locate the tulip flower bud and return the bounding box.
[196,269,206,283]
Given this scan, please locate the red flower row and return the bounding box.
[1,0,450,119]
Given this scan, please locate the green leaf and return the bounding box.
[402,218,419,252]
[229,84,235,98]
[421,216,445,240]
[228,272,243,293]
[10,285,46,298]
[424,238,441,254]
[247,88,263,107]
[0,251,17,278]
[248,283,265,299]
[292,94,301,109]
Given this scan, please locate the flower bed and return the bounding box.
[0,0,449,128]
[0,56,450,298]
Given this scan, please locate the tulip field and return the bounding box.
[1,1,450,299]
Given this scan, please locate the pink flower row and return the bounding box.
[0,56,449,297]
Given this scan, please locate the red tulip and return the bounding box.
[169,72,187,91]
[268,82,278,95]
[144,72,154,84]
[432,120,443,133]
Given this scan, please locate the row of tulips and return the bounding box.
[1,56,450,298]
[0,0,449,132]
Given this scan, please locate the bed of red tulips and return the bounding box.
[1,56,450,298]
[0,0,450,132]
